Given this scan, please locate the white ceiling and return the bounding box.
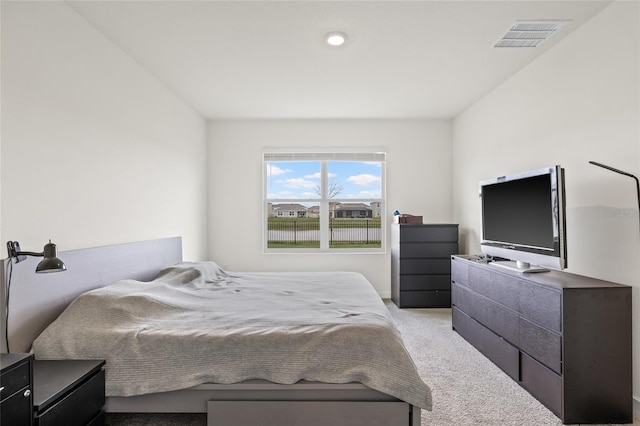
[68,0,612,120]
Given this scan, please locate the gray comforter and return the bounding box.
[32,262,432,410]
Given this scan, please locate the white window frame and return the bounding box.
[263,151,386,254]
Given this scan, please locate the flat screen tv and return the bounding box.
[480,165,567,273]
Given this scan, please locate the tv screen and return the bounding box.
[480,165,566,272]
[482,174,554,250]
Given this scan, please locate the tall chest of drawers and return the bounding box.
[391,224,458,308]
[451,255,632,424]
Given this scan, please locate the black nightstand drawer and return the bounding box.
[1,353,33,426]
[2,388,33,426]
[34,360,106,426]
[86,410,106,426]
[1,358,31,400]
[36,369,105,426]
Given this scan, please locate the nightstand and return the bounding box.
[1,353,34,426]
[33,359,106,426]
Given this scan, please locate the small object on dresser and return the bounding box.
[393,214,423,224]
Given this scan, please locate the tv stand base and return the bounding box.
[491,260,549,273]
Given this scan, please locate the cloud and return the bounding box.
[304,172,336,179]
[267,164,292,177]
[284,178,318,189]
[347,174,381,186]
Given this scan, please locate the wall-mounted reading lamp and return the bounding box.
[4,240,66,352]
[589,161,640,234]
[6,240,67,273]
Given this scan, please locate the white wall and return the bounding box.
[452,0,640,405]
[208,120,452,297]
[1,1,208,260]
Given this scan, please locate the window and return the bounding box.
[264,152,386,252]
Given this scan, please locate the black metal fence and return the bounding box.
[267,218,381,248]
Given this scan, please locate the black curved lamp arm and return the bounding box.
[12,250,44,256]
[7,244,43,259]
[589,161,640,234]
[6,240,67,273]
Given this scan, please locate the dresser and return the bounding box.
[391,224,458,308]
[451,255,632,424]
[1,353,33,426]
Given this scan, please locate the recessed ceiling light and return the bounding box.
[325,31,347,46]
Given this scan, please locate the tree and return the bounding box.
[314,180,343,198]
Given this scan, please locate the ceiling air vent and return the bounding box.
[493,20,570,48]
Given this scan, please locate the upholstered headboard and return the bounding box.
[1,236,182,353]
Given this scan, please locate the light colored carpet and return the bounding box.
[106,301,639,426]
[386,302,639,426]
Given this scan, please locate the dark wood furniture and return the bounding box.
[1,353,33,426]
[33,359,106,426]
[391,223,458,308]
[451,255,632,424]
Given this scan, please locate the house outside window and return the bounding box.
[264,152,386,253]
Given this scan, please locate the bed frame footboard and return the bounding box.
[106,381,421,426]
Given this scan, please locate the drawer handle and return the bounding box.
[24,389,31,398]
[0,386,4,393]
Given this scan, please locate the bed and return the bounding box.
[1,237,431,425]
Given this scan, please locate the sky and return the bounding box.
[266,161,382,201]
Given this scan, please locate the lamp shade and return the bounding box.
[35,242,67,273]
